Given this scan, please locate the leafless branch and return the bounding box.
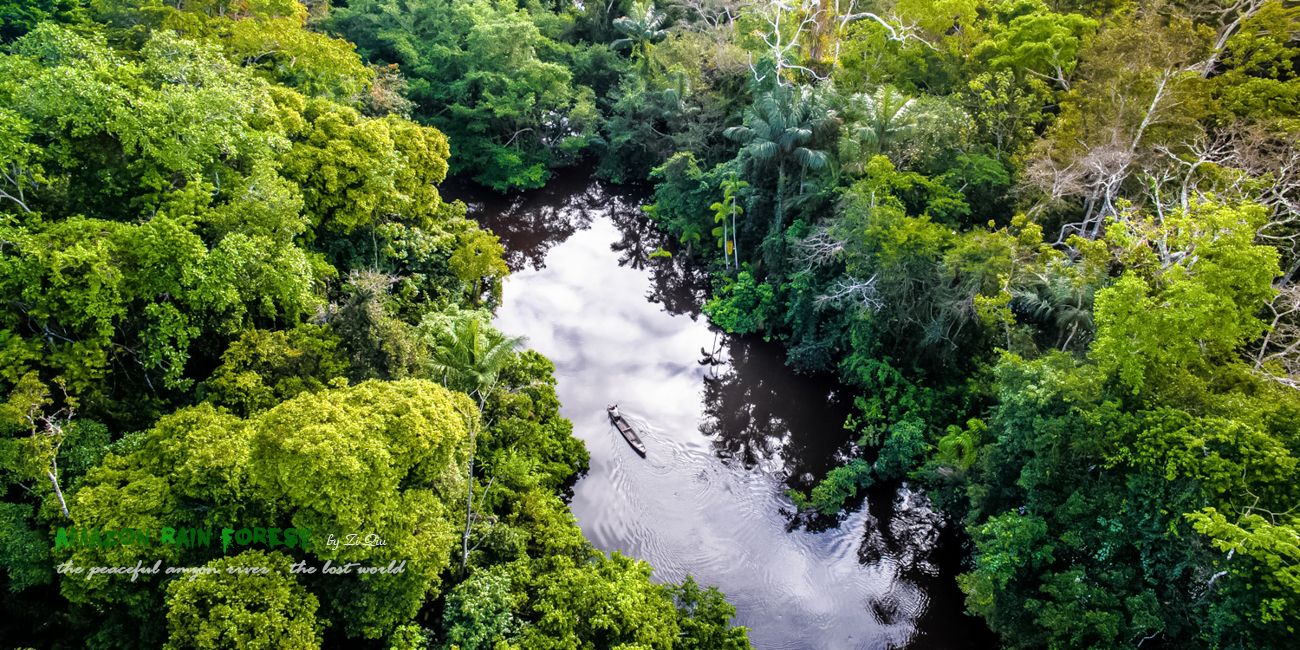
[1250,283,1300,389]
[815,273,881,314]
[790,221,845,272]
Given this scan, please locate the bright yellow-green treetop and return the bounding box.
[60,379,473,640]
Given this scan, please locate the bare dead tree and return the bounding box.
[790,221,846,272]
[744,0,936,85]
[834,0,938,57]
[747,0,830,84]
[1220,129,1300,278]
[1030,143,1135,244]
[1251,283,1300,389]
[1023,2,1212,238]
[1025,148,1085,214]
[452,394,496,575]
[1186,0,1275,78]
[0,160,41,214]
[1137,127,1300,277]
[1150,133,1232,213]
[814,273,882,314]
[674,0,749,29]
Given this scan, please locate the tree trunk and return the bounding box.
[461,457,473,573]
[722,220,729,269]
[48,470,69,519]
[460,395,484,574]
[462,387,491,572]
[775,160,786,234]
[732,204,740,268]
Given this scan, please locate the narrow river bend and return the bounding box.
[447,171,995,650]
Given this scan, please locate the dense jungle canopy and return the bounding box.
[1,0,1298,648]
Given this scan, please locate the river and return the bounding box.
[446,170,995,650]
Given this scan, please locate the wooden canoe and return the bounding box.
[607,405,646,456]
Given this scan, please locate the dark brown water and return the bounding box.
[447,170,996,650]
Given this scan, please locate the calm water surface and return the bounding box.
[446,171,995,650]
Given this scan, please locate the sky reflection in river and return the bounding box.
[461,175,992,650]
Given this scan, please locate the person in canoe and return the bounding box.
[607,405,646,455]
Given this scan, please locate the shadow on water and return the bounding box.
[464,166,997,650]
[607,200,712,319]
[857,484,997,648]
[700,335,857,499]
[440,169,612,273]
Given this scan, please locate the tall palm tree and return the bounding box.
[424,317,524,573]
[841,86,921,171]
[426,317,523,402]
[711,172,748,269]
[724,85,833,231]
[612,1,668,76]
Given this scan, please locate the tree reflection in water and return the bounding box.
[607,201,712,319]
[858,484,996,646]
[445,166,715,319]
[698,336,858,507]
[440,169,608,272]
[858,486,944,574]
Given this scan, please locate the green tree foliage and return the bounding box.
[597,22,748,184]
[522,550,679,649]
[59,380,472,642]
[327,271,427,382]
[0,211,318,393]
[703,271,777,335]
[279,96,451,233]
[959,350,1299,648]
[202,325,348,417]
[0,501,50,591]
[599,70,733,184]
[977,0,1098,92]
[387,623,433,650]
[0,374,107,590]
[710,172,747,268]
[255,380,471,637]
[0,16,498,421]
[1091,200,1279,393]
[21,0,1300,645]
[196,3,374,102]
[477,350,588,496]
[943,199,1298,646]
[0,0,84,42]
[164,550,323,650]
[839,85,922,167]
[668,575,752,650]
[441,566,514,650]
[449,228,511,307]
[612,1,668,76]
[642,153,733,259]
[234,20,509,315]
[422,314,524,399]
[326,0,601,191]
[724,85,833,234]
[0,25,322,396]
